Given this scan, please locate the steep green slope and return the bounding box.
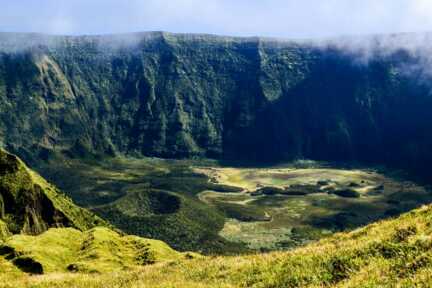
[0,149,195,277]
[4,203,432,287]
[0,149,106,235]
[0,32,431,181]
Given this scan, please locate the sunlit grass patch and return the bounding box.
[5,205,432,287]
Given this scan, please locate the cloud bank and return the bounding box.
[1,0,432,38]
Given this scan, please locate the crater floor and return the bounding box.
[196,165,429,250]
[38,158,431,252]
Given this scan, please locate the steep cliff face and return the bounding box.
[0,32,431,179]
[0,149,106,236]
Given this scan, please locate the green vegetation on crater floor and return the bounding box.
[37,157,247,254]
[37,156,431,253]
[197,165,430,250]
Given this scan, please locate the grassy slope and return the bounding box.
[0,149,107,235]
[0,227,196,276]
[26,169,107,231]
[0,150,201,284]
[2,204,432,287]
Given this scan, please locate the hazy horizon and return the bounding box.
[1,0,432,39]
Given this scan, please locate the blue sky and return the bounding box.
[1,0,432,38]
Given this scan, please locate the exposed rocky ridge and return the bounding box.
[0,149,106,236]
[0,32,431,180]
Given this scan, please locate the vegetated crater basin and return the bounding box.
[195,164,430,251]
[38,158,431,253]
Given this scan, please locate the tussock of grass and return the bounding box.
[3,204,432,287]
[0,220,10,240]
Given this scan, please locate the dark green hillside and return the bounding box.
[0,149,106,237]
[0,32,431,181]
[36,157,247,254]
[0,148,194,277]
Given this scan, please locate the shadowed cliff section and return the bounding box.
[0,149,106,236]
[0,32,431,181]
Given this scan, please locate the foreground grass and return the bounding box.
[0,227,194,275]
[3,204,432,287]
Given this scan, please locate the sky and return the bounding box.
[1,0,432,39]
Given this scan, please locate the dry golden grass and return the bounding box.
[3,204,432,287]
